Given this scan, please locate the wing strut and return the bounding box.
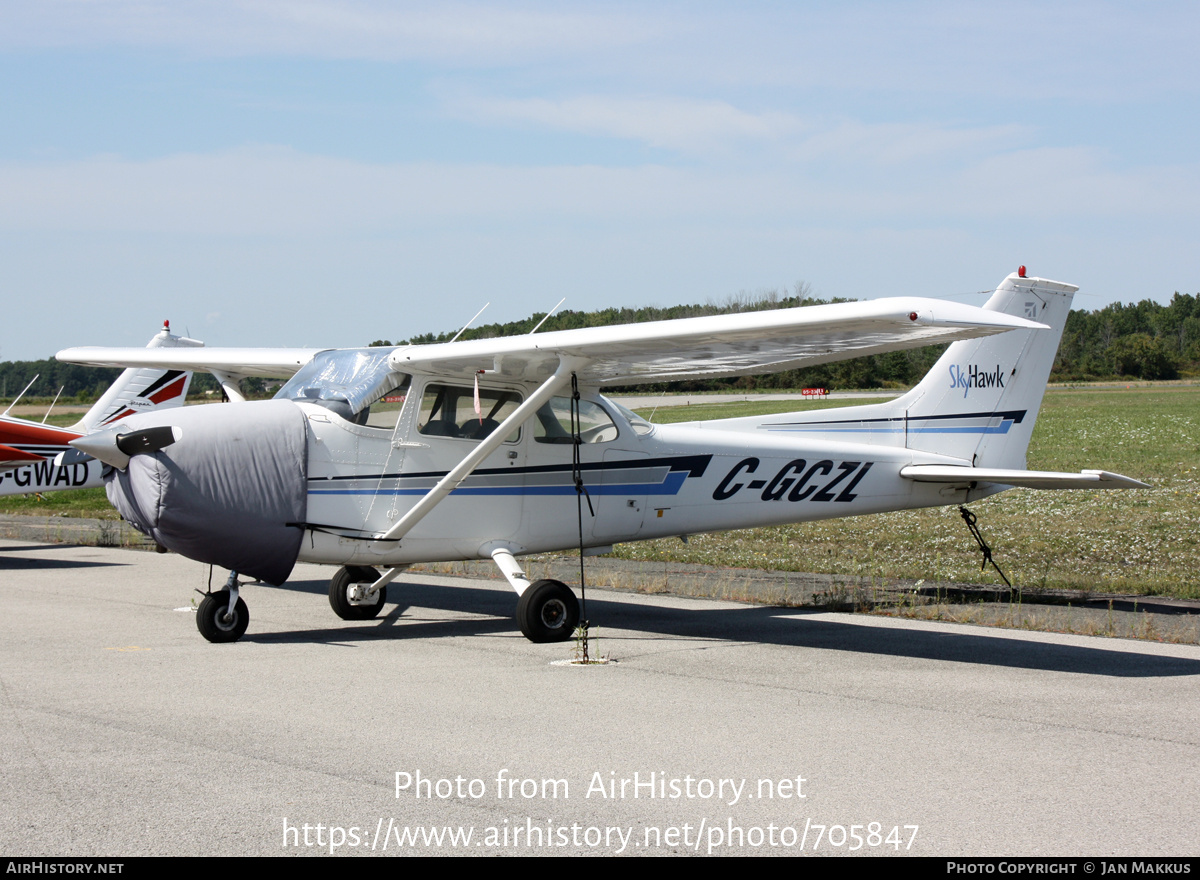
[210,370,247,403]
[374,356,584,544]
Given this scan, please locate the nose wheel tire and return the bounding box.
[329,565,387,620]
[516,579,580,643]
[197,590,250,643]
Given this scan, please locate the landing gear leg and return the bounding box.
[196,571,250,643]
[490,549,580,644]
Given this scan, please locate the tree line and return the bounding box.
[3,289,1196,402]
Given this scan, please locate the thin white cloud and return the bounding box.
[633,2,1200,102]
[0,0,648,61]
[951,147,1199,217]
[0,145,1194,239]
[455,95,806,154]
[1,1,1195,105]
[790,121,1031,166]
[451,94,1033,167]
[0,147,711,234]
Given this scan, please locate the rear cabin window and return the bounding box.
[417,383,522,442]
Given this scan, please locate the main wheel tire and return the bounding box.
[197,590,250,643]
[516,579,580,643]
[329,565,386,620]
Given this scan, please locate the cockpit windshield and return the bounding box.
[275,349,409,423]
[607,399,655,436]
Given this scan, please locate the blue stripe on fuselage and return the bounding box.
[309,470,690,497]
[761,409,1025,436]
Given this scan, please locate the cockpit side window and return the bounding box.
[417,383,522,442]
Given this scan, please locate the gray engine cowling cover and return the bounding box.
[105,400,308,585]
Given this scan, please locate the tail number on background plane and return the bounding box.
[0,461,92,489]
[712,458,874,503]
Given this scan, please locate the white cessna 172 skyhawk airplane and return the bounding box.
[59,269,1145,645]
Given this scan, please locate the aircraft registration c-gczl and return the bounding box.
[58,269,1147,645]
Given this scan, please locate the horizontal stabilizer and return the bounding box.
[900,465,1149,490]
[0,442,46,468]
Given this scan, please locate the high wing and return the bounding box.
[57,299,1043,387]
[54,347,325,381]
[390,298,1045,385]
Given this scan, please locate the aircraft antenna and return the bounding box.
[448,302,491,344]
[646,389,669,424]
[41,385,65,423]
[528,297,566,335]
[3,374,39,417]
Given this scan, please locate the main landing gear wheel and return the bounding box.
[329,565,387,621]
[516,579,580,643]
[197,590,249,643]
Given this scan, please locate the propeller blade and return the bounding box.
[70,425,181,470]
[116,425,182,457]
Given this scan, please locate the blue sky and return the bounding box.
[1,1,1197,359]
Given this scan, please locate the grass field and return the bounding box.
[617,385,1199,598]
[2,385,1196,597]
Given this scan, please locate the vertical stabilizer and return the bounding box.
[74,322,204,432]
[745,270,1076,470]
[893,270,1075,469]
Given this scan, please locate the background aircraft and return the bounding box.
[60,270,1144,644]
[0,322,200,497]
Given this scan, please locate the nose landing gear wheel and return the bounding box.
[197,590,250,643]
[329,565,387,620]
[516,579,580,643]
